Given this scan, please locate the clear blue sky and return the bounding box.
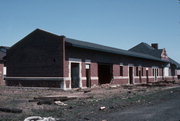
[0,0,180,62]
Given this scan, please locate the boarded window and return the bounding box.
[136,67,139,76]
[157,69,159,76]
[141,67,143,76]
[120,66,123,76]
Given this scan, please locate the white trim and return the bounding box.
[91,77,98,80]
[69,58,82,89]
[3,67,6,75]
[85,59,91,63]
[120,63,123,66]
[128,64,134,66]
[152,66,158,68]
[164,76,176,78]
[81,77,99,80]
[81,77,86,80]
[69,58,81,62]
[113,76,129,79]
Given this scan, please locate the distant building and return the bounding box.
[4,29,180,90]
[129,42,180,81]
[0,46,9,85]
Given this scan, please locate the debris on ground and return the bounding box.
[24,116,57,121]
[29,96,77,105]
[99,106,106,110]
[0,107,22,113]
[84,90,91,93]
[54,101,67,106]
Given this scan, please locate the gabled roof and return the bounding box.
[169,58,180,69]
[8,29,168,63]
[129,42,163,58]
[65,38,167,62]
[129,42,180,68]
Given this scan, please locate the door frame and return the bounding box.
[146,68,149,83]
[85,64,91,88]
[69,58,82,89]
[128,65,134,84]
[152,67,158,82]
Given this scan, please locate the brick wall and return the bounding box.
[65,46,166,87]
[6,29,65,87]
[0,64,3,85]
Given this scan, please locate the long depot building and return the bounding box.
[4,29,180,90]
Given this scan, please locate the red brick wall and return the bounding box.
[124,66,128,76]
[90,62,98,77]
[91,80,99,86]
[64,43,173,88]
[113,64,120,76]
[0,64,3,85]
[111,79,128,85]
[64,60,69,77]
[82,80,86,87]
[81,62,86,77]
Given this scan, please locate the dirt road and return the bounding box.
[97,87,180,121]
[0,83,180,121]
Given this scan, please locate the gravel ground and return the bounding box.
[0,81,179,121]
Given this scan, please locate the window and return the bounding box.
[157,69,159,76]
[136,67,139,76]
[120,66,123,76]
[153,68,159,77]
[141,67,144,76]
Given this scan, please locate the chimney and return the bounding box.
[151,43,158,49]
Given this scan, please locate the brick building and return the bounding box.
[4,29,180,90]
[0,46,9,85]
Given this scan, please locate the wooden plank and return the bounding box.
[0,107,22,113]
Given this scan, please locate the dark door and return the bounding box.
[154,69,157,81]
[129,67,133,84]
[71,63,80,88]
[98,63,112,84]
[86,64,91,88]
[139,70,142,83]
[146,70,149,83]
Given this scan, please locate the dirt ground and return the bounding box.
[0,81,180,121]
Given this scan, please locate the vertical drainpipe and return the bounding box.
[61,35,66,90]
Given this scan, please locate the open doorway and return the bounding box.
[98,63,112,85]
[71,63,80,88]
[139,70,142,83]
[129,67,133,84]
[86,64,91,88]
[146,69,149,83]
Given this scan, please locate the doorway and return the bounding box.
[153,68,158,81]
[71,63,80,88]
[139,70,142,83]
[129,67,133,84]
[86,64,91,88]
[98,63,112,85]
[146,69,149,83]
